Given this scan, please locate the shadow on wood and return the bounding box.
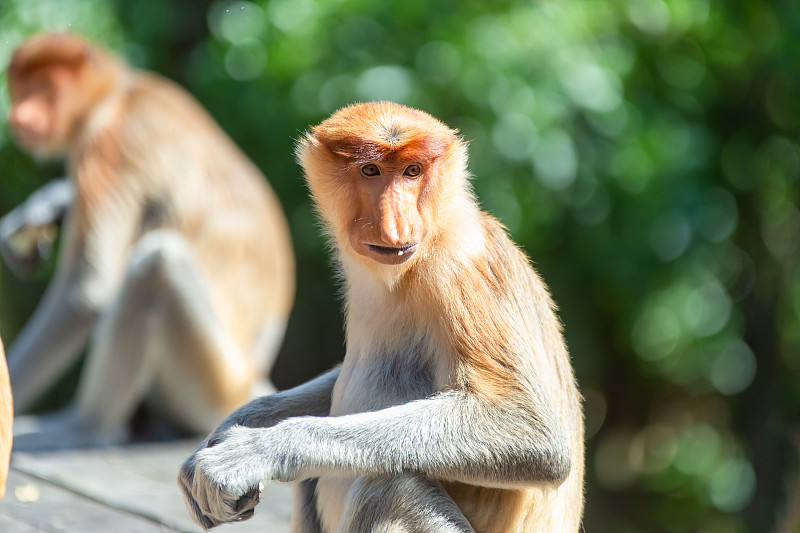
[0,441,292,532]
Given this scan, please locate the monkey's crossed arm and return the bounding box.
[178,368,567,529]
[178,367,339,528]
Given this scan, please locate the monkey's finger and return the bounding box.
[234,487,259,511]
[235,508,255,522]
[190,471,224,524]
[231,486,260,521]
[177,471,217,530]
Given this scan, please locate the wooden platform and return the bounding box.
[0,441,292,532]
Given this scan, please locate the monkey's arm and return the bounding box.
[210,366,339,434]
[178,367,339,528]
[7,266,104,412]
[182,387,570,527]
[8,191,135,413]
[0,178,74,278]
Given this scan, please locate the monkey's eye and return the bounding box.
[361,164,381,177]
[403,164,422,177]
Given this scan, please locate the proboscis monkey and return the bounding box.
[178,102,584,532]
[2,33,295,449]
[0,335,11,499]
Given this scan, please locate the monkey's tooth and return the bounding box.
[398,250,404,256]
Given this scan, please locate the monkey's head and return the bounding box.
[6,33,119,158]
[297,102,470,274]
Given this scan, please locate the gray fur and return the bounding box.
[338,476,475,533]
[294,478,323,533]
[178,381,569,529]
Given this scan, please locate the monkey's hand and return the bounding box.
[178,440,261,530]
[0,178,73,278]
[178,425,295,529]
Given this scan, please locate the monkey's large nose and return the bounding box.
[379,212,411,246]
[9,102,48,140]
[378,190,412,246]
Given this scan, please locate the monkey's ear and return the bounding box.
[294,132,319,164]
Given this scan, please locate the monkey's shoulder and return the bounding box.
[116,73,234,152]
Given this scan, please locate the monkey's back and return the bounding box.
[75,71,295,362]
[472,217,584,533]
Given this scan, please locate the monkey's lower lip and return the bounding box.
[365,243,418,258]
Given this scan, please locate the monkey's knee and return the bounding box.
[339,476,474,533]
[127,230,195,283]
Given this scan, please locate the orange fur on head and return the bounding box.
[8,33,91,75]
[310,101,458,163]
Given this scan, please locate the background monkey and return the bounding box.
[2,33,295,448]
[179,102,584,532]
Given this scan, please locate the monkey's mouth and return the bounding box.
[365,243,418,258]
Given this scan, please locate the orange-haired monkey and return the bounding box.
[0,334,10,499]
[178,102,584,532]
[1,33,295,449]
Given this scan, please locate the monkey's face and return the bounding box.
[300,101,465,273]
[346,160,430,267]
[8,66,81,157]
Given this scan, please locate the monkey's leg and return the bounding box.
[74,230,253,439]
[289,479,324,533]
[337,475,475,533]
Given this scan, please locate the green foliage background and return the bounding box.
[0,0,798,531]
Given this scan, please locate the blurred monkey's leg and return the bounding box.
[75,230,254,438]
[13,230,253,450]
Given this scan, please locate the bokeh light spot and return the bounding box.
[595,428,640,489]
[224,40,267,81]
[709,457,756,512]
[532,130,578,191]
[710,340,756,395]
[491,113,538,161]
[650,211,692,261]
[415,41,461,84]
[355,66,413,104]
[632,304,682,361]
[209,1,266,45]
[684,281,731,337]
[627,0,671,35]
[560,63,622,112]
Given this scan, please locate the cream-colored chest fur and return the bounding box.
[314,280,455,532]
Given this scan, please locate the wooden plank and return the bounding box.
[6,441,292,533]
[0,469,182,532]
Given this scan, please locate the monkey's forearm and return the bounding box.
[213,366,340,432]
[202,390,570,494]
